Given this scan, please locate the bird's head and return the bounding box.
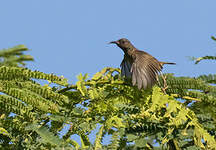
[109,38,135,52]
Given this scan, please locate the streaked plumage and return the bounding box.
[110,38,175,89]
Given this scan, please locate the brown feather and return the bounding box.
[110,38,175,89]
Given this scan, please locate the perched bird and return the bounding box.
[109,38,175,89]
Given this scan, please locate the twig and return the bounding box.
[159,71,168,94]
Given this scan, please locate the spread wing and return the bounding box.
[131,51,162,89]
[120,55,132,78]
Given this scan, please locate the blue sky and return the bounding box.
[1,0,216,145]
[1,1,216,82]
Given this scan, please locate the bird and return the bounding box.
[109,38,175,89]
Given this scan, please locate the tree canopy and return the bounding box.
[0,37,216,149]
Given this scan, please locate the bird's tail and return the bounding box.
[160,62,176,65]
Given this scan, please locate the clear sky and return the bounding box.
[1,0,216,81]
[1,0,216,145]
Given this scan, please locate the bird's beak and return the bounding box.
[109,41,119,45]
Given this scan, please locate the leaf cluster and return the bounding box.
[1,38,216,150]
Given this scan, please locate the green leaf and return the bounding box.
[135,138,147,148]
[0,127,9,136]
[127,134,137,141]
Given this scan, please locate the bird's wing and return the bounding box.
[131,51,162,89]
[120,55,132,78]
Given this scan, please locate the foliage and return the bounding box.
[0,37,216,150]
[0,45,34,67]
[0,45,68,149]
[191,35,216,64]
